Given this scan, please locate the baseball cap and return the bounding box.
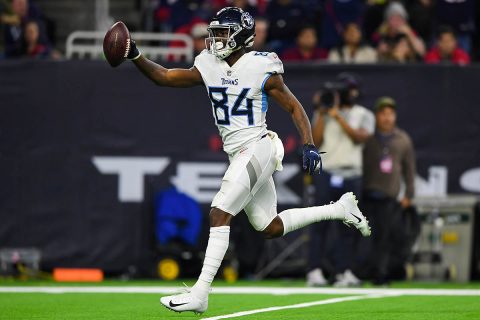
[191,23,208,38]
[385,2,408,20]
[375,96,397,112]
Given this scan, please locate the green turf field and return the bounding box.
[1,280,479,320]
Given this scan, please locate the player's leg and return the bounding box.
[190,207,231,300]
[160,208,236,314]
[159,207,232,314]
[276,192,370,237]
[241,136,283,236]
[244,177,281,235]
[185,136,277,302]
[249,190,370,239]
[160,141,260,314]
[243,137,370,238]
[246,188,369,239]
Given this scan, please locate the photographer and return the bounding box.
[307,73,374,287]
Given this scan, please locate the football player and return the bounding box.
[125,7,370,314]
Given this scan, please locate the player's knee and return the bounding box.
[261,216,284,239]
[209,208,233,227]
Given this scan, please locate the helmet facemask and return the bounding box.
[205,8,256,60]
[206,24,243,60]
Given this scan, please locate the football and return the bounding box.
[103,21,131,67]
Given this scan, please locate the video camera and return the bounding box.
[316,72,361,109]
[317,81,350,109]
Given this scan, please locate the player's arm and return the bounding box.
[264,74,321,175]
[129,42,203,88]
[264,74,314,145]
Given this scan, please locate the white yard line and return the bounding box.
[201,293,396,320]
[0,286,479,296]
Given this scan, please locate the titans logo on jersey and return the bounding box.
[194,50,284,155]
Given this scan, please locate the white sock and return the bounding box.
[191,226,230,299]
[279,202,346,235]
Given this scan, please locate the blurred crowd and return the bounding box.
[144,0,478,64]
[0,0,60,59]
[150,0,476,64]
[0,0,479,64]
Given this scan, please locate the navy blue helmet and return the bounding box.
[206,7,255,59]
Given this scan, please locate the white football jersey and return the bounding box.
[194,50,284,155]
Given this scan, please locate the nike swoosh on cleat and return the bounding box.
[169,301,188,308]
[350,213,362,223]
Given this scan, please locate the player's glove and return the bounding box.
[126,39,141,60]
[302,144,324,175]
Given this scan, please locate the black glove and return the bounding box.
[127,39,141,60]
[302,144,324,175]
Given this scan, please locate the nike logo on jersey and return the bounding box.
[309,150,318,155]
[221,78,238,86]
[169,301,188,308]
[350,213,362,223]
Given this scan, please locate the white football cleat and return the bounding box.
[337,192,371,237]
[160,291,208,314]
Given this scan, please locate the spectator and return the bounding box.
[436,0,475,53]
[362,97,416,285]
[375,2,426,60]
[320,0,365,50]
[22,20,49,58]
[308,73,375,287]
[250,17,273,52]
[425,26,470,65]
[381,33,418,63]
[153,0,211,33]
[1,0,46,58]
[328,22,377,64]
[190,22,208,56]
[167,19,208,61]
[281,25,327,62]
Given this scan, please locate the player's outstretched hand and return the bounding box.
[302,144,324,175]
[126,39,140,60]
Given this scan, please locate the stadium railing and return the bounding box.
[65,31,194,62]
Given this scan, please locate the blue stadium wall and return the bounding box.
[1,61,479,275]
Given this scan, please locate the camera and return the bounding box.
[317,81,350,109]
[315,72,361,109]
